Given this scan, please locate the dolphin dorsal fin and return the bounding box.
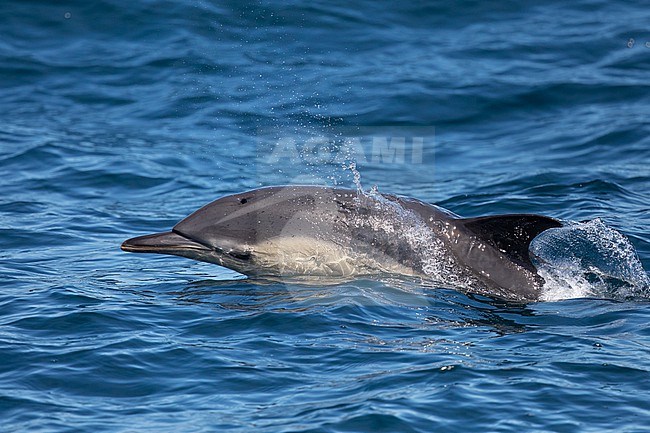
[461,214,562,272]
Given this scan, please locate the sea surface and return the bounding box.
[2,1,650,432]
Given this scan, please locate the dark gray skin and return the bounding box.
[122,186,562,301]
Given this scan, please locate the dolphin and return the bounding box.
[121,186,562,301]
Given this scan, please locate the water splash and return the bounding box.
[346,161,364,193]
[532,219,650,301]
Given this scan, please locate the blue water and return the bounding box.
[2,1,650,431]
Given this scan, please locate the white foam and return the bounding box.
[533,219,650,301]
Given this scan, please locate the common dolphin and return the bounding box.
[121,186,562,301]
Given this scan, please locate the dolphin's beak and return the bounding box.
[121,231,210,254]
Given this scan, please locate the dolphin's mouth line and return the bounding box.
[171,229,214,251]
[120,231,211,254]
[171,229,252,260]
[121,230,253,262]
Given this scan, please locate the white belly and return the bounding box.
[251,236,416,277]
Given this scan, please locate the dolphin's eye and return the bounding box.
[240,198,248,204]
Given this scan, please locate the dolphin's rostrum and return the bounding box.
[121,186,562,301]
